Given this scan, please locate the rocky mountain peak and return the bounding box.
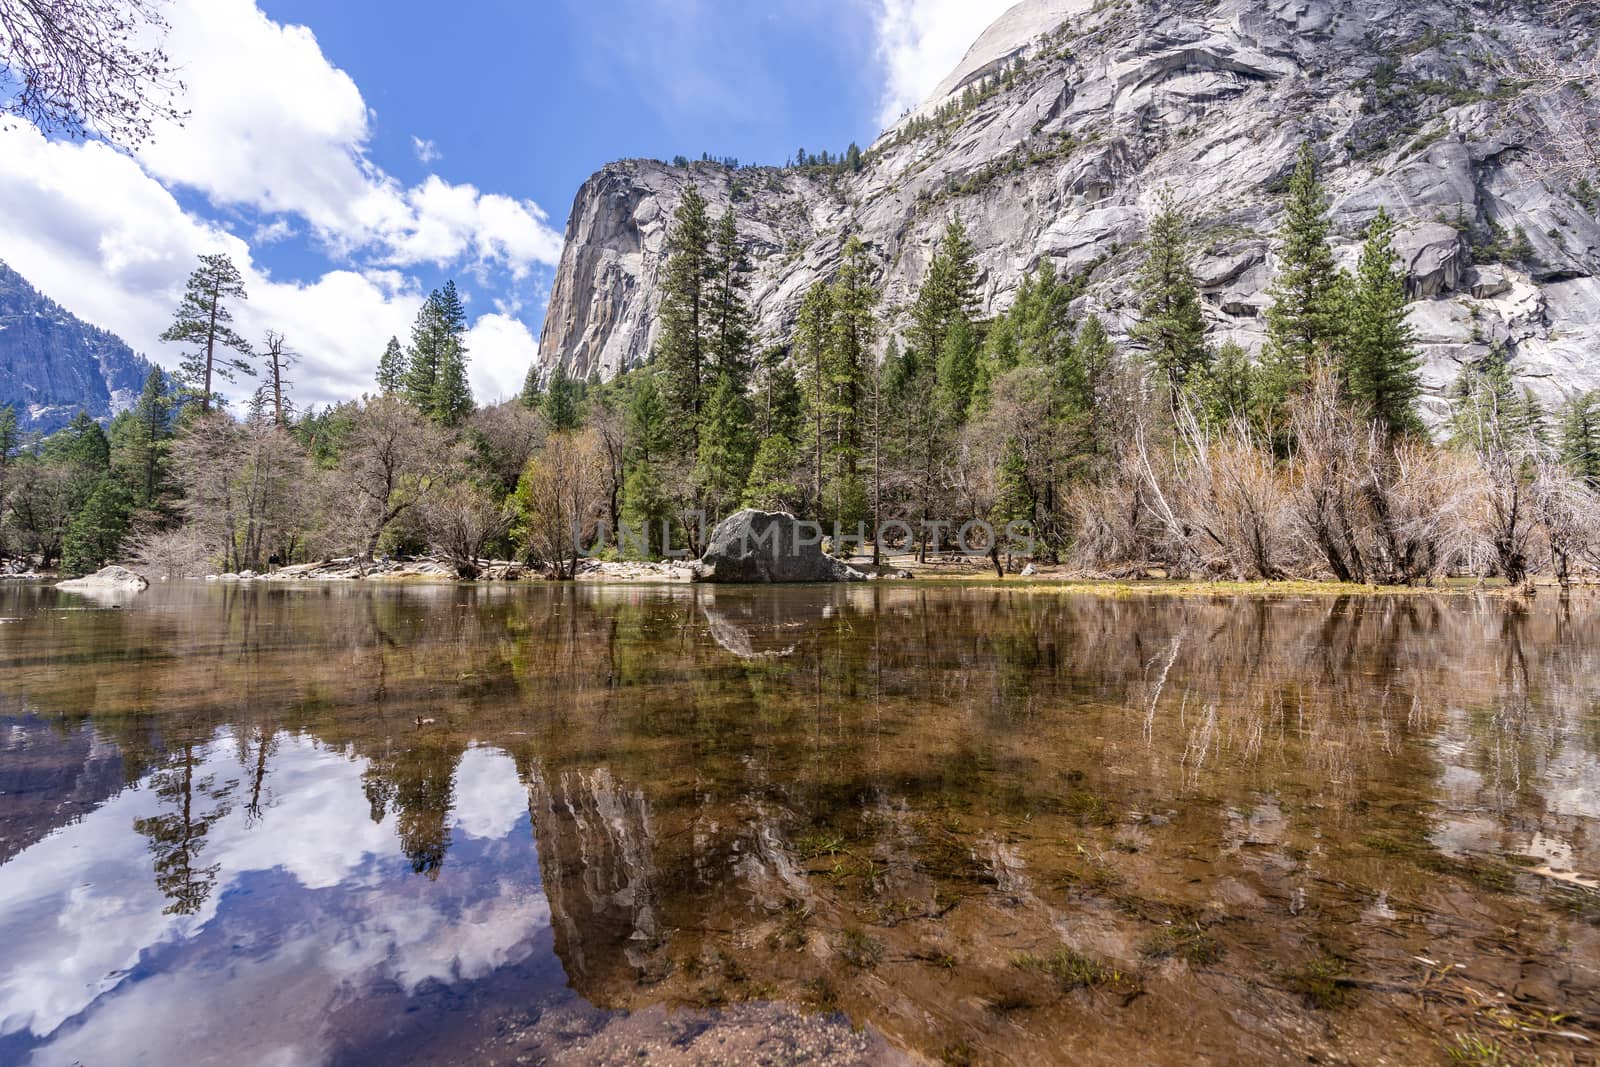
[537,0,1600,418]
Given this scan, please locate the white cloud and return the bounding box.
[131,0,560,274]
[0,0,557,409]
[412,136,441,164]
[0,123,423,408]
[873,0,1013,126]
[463,313,541,404]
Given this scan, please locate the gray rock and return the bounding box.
[57,566,148,593]
[1392,222,1466,300]
[1467,265,1513,300]
[536,0,1600,418]
[693,510,866,583]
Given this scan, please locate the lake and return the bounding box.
[0,581,1597,1065]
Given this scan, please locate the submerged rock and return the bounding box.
[57,566,148,593]
[693,510,866,584]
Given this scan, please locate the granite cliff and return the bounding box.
[537,0,1600,418]
[0,260,156,434]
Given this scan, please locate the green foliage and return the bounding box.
[695,372,754,518]
[160,253,254,412]
[656,186,714,451]
[62,477,133,574]
[376,336,407,395]
[1132,189,1210,406]
[1201,340,1258,427]
[741,434,802,512]
[620,458,671,559]
[1449,347,1546,449]
[405,282,473,424]
[1344,208,1423,436]
[992,436,1034,528]
[110,368,175,513]
[936,316,980,425]
[1559,390,1600,486]
[708,209,756,391]
[541,364,584,431]
[1263,145,1346,411]
[751,346,802,442]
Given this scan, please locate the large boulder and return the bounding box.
[56,565,148,593]
[693,510,866,583]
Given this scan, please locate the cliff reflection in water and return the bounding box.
[1,582,1598,1066]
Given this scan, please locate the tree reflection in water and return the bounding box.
[0,581,1598,1066]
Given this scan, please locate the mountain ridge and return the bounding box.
[0,259,157,435]
[537,0,1600,419]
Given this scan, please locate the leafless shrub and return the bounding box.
[513,428,607,579]
[331,396,447,563]
[1171,415,1294,581]
[123,522,207,580]
[1287,372,1476,585]
[420,476,510,578]
[1530,454,1600,585]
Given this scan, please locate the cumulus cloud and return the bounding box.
[131,0,561,274]
[873,0,1013,127]
[463,313,542,404]
[0,123,423,408]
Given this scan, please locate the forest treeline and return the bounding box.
[3,144,1600,583]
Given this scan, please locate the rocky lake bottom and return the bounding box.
[0,581,1597,1065]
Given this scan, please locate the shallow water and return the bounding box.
[1,581,1598,1065]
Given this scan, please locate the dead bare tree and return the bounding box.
[1514,0,1600,187]
[0,0,187,146]
[1530,452,1600,585]
[420,469,510,578]
[513,428,606,579]
[335,396,445,565]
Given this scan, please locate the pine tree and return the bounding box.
[742,435,801,511]
[695,373,754,518]
[621,459,671,559]
[1205,340,1256,427]
[1132,190,1210,408]
[542,364,583,431]
[910,217,980,367]
[752,346,802,441]
[404,290,445,410]
[708,209,755,391]
[62,478,132,575]
[406,282,470,423]
[114,368,174,512]
[827,235,878,503]
[431,338,473,426]
[936,316,979,425]
[377,336,407,395]
[160,253,254,413]
[1263,144,1346,406]
[1560,390,1600,486]
[1345,208,1422,436]
[624,373,667,467]
[656,186,713,451]
[796,281,835,512]
[992,436,1035,531]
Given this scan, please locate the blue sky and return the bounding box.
[0,0,1007,408]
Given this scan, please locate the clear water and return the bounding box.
[0,581,1597,1065]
